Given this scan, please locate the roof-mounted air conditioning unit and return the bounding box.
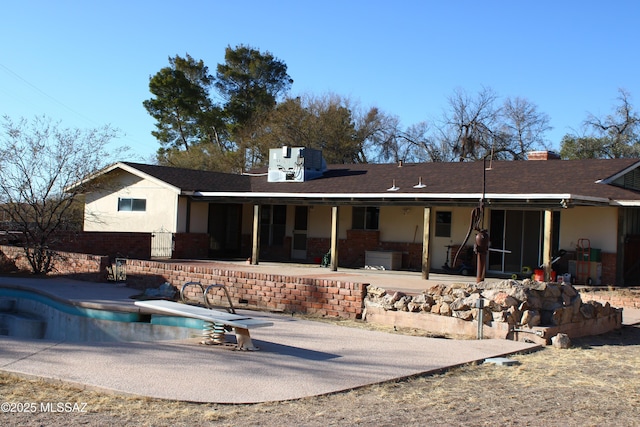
[267,146,326,182]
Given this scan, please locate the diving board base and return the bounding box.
[134,300,273,351]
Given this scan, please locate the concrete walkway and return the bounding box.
[0,275,540,404]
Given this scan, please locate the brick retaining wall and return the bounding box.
[0,245,366,319]
[579,288,640,309]
[600,252,616,286]
[0,245,109,280]
[50,232,151,260]
[123,259,366,319]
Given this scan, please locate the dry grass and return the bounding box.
[2,323,640,426]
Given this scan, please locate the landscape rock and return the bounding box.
[393,296,411,311]
[492,292,519,308]
[526,294,543,310]
[450,297,469,311]
[544,284,562,299]
[506,306,521,325]
[367,286,386,298]
[390,291,405,303]
[439,302,452,317]
[551,333,572,349]
[492,310,508,322]
[561,284,578,298]
[452,309,474,321]
[407,301,422,312]
[580,303,595,319]
[521,310,541,327]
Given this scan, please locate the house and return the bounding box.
[76,148,640,286]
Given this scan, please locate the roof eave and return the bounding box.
[67,162,182,194]
[188,191,612,208]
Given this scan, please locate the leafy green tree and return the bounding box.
[0,116,121,274]
[259,94,378,165]
[143,54,229,166]
[559,135,609,159]
[215,45,293,127]
[215,45,293,171]
[560,89,640,159]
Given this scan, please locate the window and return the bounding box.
[435,211,452,237]
[118,198,146,212]
[352,206,379,230]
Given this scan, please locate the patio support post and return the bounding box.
[543,209,553,281]
[251,204,260,265]
[422,207,431,279]
[330,206,339,271]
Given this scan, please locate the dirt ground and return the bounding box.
[1,319,639,427]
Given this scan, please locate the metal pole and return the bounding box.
[476,298,484,340]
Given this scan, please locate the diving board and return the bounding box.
[135,300,273,351]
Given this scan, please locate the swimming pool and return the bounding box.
[0,287,205,342]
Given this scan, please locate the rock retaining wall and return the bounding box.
[364,279,622,345]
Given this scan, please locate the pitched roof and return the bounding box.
[120,162,252,192]
[112,158,640,207]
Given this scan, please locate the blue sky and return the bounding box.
[2,1,639,162]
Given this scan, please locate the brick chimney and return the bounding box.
[527,150,561,160]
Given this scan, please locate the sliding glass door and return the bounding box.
[488,210,542,274]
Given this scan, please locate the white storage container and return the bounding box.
[365,251,402,270]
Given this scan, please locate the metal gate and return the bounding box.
[151,230,173,258]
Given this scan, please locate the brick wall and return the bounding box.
[305,233,426,270]
[123,259,366,319]
[173,233,209,259]
[341,230,380,267]
[259,236,292,261]
[580,288,640,309]
[51,232,151,260]
[0,244,109,280]
[601,252,616,286]
[307,237,331,262]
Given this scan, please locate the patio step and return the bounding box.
[0,298,45,339]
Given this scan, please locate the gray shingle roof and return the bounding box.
[122,162,252,192]
[120,158,640,205]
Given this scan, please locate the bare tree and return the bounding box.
[0,116,122,274]
[438,88,552,161]
[355,107,402,164]
[444,87,501,161]
[396,122,455,163]
[501,97,552,159]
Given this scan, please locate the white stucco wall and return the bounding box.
[379,206,422,242]
[559,206,618,252]
[307,206,335,238]
[304,205,475,269]
[83,170,179,233]
[188,201,209,233]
